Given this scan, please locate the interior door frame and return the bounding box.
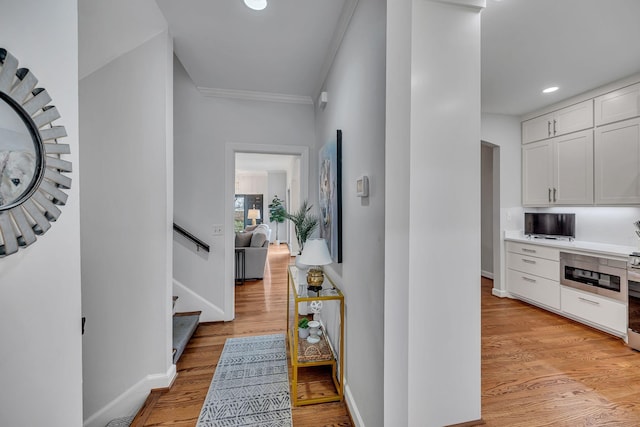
[224,142,309,320]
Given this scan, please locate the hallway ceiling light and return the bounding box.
[543,86,559,94]
[244,0,267,11]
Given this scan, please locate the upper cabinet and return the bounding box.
[523,129,594,206]
[522,100,594,144]
[594,117,640,204]
[594,82,640,126]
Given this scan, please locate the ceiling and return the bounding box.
[481,0,640,115]
[79,0,640,116]
[155,0,353,103]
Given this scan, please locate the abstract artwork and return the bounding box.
[319,129,342,263]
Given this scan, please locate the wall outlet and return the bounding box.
[212,225,224,235]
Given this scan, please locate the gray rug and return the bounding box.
[196,333,292,427]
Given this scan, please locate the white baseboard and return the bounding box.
[492,288,508,298]
[173,278,225,322]
[344,383,365,427]
[481,270,494,279]
[83,364,177,427]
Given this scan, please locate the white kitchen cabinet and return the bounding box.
[522,140,553,206]
[561,286,626,336]
[594,117,640,204]
[594,82,640,126]
[522,129,593,206]
[506,242,560,310]
[522,100,593,144]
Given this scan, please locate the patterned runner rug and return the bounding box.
[196,333,293,427]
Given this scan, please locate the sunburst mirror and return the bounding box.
[0,48,71,257]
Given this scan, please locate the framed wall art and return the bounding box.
[319,129,342,263]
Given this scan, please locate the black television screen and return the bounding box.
[524,213,575,239]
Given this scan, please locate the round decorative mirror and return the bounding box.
[0,48,72,257]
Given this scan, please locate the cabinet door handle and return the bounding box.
[579,296,600,306]
[548,188,552,202]
[548,121,551,137]
[522,259,536,264]
[553,119,557,135]
[522,248,536,253]
[522,276,537,283]
[553,188,557,202]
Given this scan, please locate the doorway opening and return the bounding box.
[224,143,310,320]
[481,140,501,290]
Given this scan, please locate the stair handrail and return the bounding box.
[173,223,210,252]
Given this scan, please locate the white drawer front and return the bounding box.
[506,241,559,261]
[561,286,626,334]
[507,252,559,281]
[507,269,560,310]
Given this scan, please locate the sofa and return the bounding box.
[235,224,270,280]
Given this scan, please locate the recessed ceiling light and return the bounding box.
[543,86,559,94]
[244,0,267,10]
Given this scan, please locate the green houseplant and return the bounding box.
[298,317,310,339]
[286,200,318,255]
[268,195,287,244]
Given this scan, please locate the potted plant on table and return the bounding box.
[285,200,319,255]
[298,317,310,339]
[268,195,287,245]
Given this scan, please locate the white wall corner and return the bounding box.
[492,288,508,298]
[82,364,177,427]
[344,383,366,427]
[173,278,225,322]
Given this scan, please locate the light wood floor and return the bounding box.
[481,276,640,426]
[140,243,352,426]
[139,248,640,426]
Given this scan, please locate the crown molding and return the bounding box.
[197,87,313,105]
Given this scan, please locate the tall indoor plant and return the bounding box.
[286,200,318,255]
[268,195,287,244]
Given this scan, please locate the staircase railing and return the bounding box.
[173,223,210,252]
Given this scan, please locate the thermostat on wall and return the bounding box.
[356,175,369,197]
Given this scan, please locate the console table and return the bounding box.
[286,265,344,406]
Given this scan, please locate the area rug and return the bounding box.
[196,333,292,427]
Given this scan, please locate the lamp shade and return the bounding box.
[299,238,333,266]
[247,209,260,220]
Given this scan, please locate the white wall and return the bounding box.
[0,2,82,426]
[481,113,522,294]
[173,57,315,321]
[386,0,484,425]
[79,30,174,426]
[315,0,386,424]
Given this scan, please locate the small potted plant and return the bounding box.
[298,317,310,339]
[268,195,287,245]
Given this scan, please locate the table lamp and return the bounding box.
[299,238,333,293]
[247,208,260,226]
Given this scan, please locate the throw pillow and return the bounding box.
[244,225,258,232]
[235,232,253,247]
[250,232,267,247]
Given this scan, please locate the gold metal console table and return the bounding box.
[287,265,344,406]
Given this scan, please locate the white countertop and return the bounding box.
[504,230,637,259]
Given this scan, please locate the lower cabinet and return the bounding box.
[561,286,626,335]
[506,240,627,339]
[506,242,560,310]
[507,269,560,310]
